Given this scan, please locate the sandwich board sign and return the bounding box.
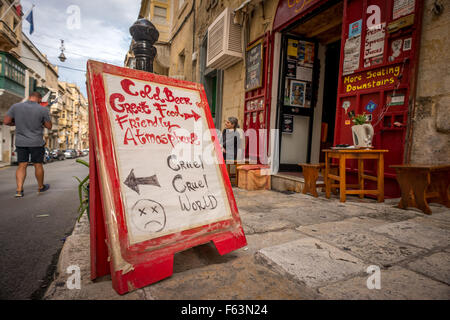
[86,60,247,294]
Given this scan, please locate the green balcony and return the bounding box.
[0,52,25,113]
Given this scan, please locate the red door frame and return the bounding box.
[244,31,272,163]
[269,0,424,197]
[334,0,424,197]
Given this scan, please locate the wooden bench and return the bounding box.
[299,163,338,197]
[390,164,450,214]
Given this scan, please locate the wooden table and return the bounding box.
[323,149,388,202]
[390,164,450,214]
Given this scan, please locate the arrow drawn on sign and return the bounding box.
[183,109,201,121]
[124,169,160,194]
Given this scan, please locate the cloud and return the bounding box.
[20,0,141,95]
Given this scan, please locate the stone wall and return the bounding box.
[410,0,450,164]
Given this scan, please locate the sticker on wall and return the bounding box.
[365,55,383,67]
[366,114,373,122]
[342,101,351,114]
[403,38,412,51]
[387,94,405,106]
[393,0,415,20]
[365,100,378,113]
[349,19,362,38]
[348,110,356,119]
[345,120,351,125]
[389,39,403,62]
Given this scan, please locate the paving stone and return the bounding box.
[406,252,450,285]
[143,255,319,300]
[256,238,366,288]
[269,207,345,227]
[297,216,386,236]
[371,220,450,250]
[306,229,426,266]
[238,229,306,255]
[318,266,450,300]
[241,212,296,234]
[409,216,450,231]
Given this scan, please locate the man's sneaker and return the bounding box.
[15,190,24,198]
[38,184,50,194]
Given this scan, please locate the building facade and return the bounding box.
[1,0,88,163]
[127,0,449,197]
[0,0,24,163]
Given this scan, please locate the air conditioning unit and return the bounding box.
[206,7,243,70]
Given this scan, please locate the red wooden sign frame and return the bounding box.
[86,60,247,294]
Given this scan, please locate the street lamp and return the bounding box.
[58,39,66,62]
[129,18,159,72]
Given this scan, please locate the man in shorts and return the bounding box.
[3,92,52,197]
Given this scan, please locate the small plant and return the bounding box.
[74,159,89,222]
[351,113,368,125]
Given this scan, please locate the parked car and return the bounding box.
[82,149,89,156]
[64,149,77,159]
[43,147,53,164]
[76,149,83,157]
[52,149,65,161]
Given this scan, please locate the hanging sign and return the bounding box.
[86,60,247,294]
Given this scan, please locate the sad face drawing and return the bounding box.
[131,199,166,233]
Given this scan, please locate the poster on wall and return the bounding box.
[364,23,386,67]
[296,65,313,82]
[290,80,306,107]
[298,41,315,67]
[393,0,415,20]
[343,35,361,75]
[288,39,299,59]
[286,60,297,77]
[282,114,294,134]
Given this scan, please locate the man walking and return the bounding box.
[3,92,51,197]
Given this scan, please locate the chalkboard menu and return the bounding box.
[245,39,263,91]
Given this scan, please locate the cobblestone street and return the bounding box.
[45,189,450,300]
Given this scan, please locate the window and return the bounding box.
[153,5,167,24]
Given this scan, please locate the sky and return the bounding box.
[20,0,141,97]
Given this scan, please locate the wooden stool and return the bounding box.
[299,163,338,197]
[390,164,450,214]
[226,160,250,187]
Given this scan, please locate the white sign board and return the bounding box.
[103,73,232,244]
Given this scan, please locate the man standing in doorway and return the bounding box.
[3,92,51,197]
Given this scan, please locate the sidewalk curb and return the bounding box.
[43,214,146,300]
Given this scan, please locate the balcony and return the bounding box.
[58,118,67,127]
[50,103,62,114]
[0,52,25,113]
[0,21,19,51]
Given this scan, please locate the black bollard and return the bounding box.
[129,18,159,73]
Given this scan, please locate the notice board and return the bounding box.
[245,39,263,91]
[86,60,247,294]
